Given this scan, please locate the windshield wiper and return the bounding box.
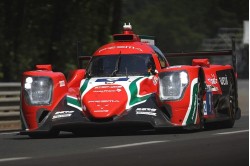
[111,54,121,77]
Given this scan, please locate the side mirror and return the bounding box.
[150,69,158,75]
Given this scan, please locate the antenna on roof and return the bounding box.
[123,23,132,30]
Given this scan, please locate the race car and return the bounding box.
[20,23,241,138]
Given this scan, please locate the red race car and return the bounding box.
[20,23,241,138]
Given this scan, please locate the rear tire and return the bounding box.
[221,83,236,128]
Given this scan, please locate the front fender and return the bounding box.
[21,69,68,130]
[156,66,201,126]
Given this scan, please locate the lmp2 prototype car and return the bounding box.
[20,23,241,138]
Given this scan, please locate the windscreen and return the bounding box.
[87,54,155,77]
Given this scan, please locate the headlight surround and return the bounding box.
[24,76,53,105]
[159,71,189,100]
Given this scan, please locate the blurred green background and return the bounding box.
[0,0,248,81]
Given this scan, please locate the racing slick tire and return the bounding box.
[28,130,60,139]
[197,74,205,130]
[221,80,236,128]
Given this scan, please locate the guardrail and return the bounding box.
[0,83,21,121]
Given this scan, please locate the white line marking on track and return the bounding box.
[214,129,249,135]
[0,157,31,162]
[0,132,19,135]
[100,140,169,149]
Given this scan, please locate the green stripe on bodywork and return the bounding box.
[80,79,90,95]
[185,82,198,125]
[129,77,152,106]
[67,96,81,108]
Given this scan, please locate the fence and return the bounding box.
[0,83,21,121]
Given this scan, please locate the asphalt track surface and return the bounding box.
[0,115,248,166]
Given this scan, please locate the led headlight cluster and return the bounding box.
[24,77,53,105]
[159,71,188,100]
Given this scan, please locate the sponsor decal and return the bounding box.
[94,110,109,113]
[95,78,129,83]
[141,38,155,45]
[136,108,157,116]
[98,46,143,53]
[52,111,74,120]
[219,76,228,85]
[205,89,213,115]
[207,74,218,85]
[167,66,182,69]
[153,76,158,85]
[203,101,207,115]
[93,89,122,93]
[59,80,65,87]
[211,86,218,91]
[88,100,120,103]
[94,85,122,89]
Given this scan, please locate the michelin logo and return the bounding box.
[136,108,157,116]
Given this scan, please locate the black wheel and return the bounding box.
[72,128,93,137]
[221,82,236,128]
[197,75,205,130]
[72,131,86,137]
[28,130,60,139]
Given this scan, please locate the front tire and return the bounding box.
[28,130,60,139]
[197,75,205,130]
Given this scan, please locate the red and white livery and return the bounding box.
[20,23,241,138]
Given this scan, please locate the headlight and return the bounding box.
[24,77,53,105]
[159,71,188,100]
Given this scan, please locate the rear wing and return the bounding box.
[164,38,237,73]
